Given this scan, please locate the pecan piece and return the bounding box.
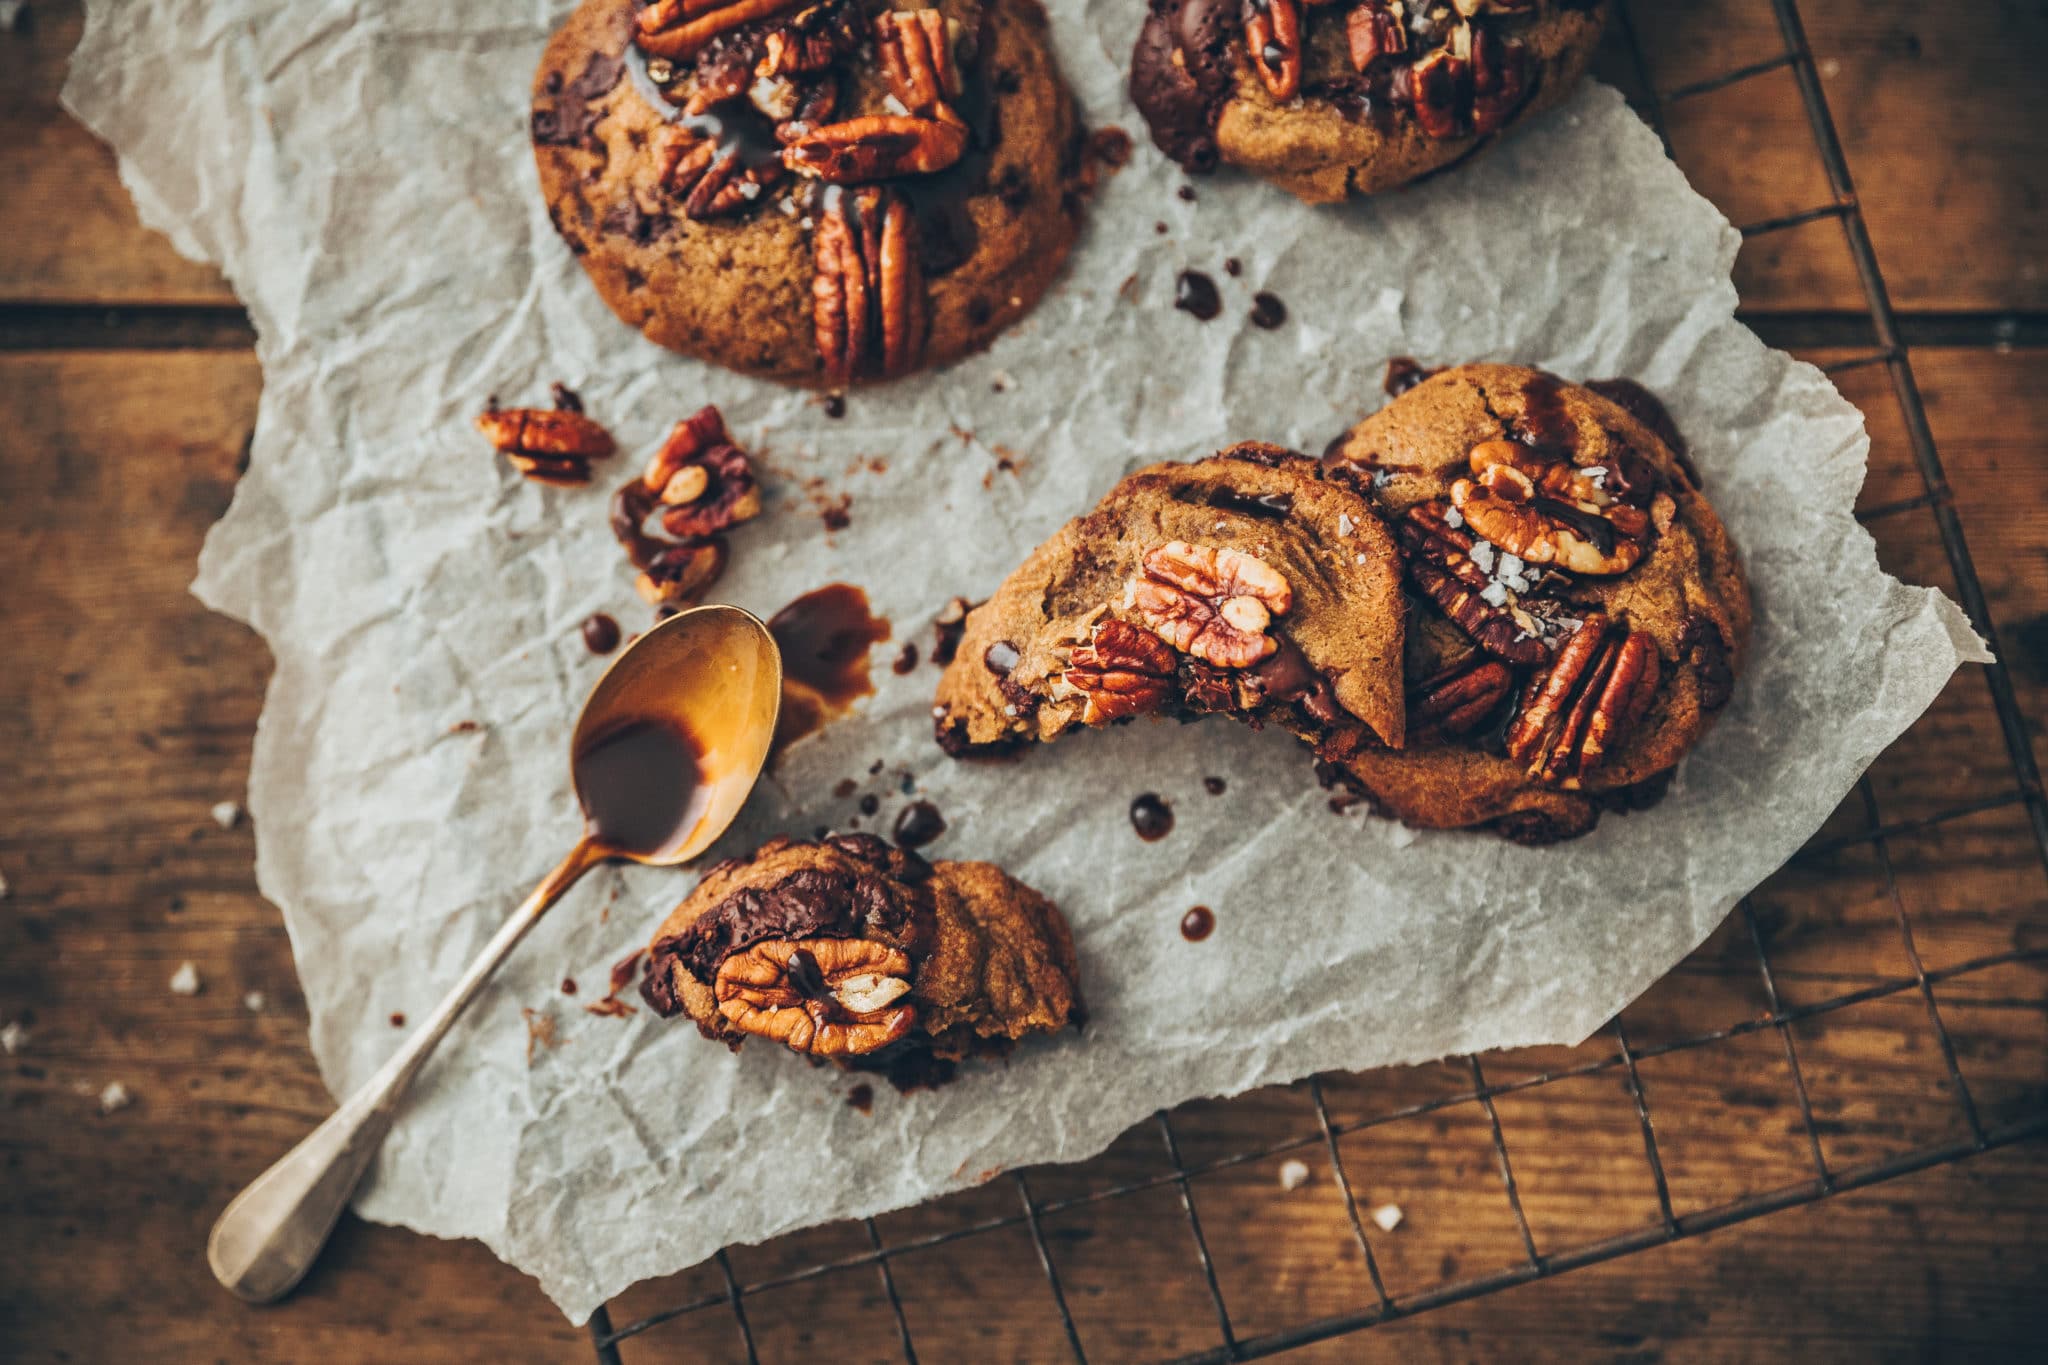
[639,405,762,539]
[1401,45,1470,140]
[782,114,968,182]
[756,0,865,78]
[1411,653,1513,736]
[1469,26,1531,136]
[1124,541,1293,670]
[1504,615,1662,788]
[1242,0,1303,102]
[1398,502,1573,665]
[714,937,916,1057]
[637,0,804,62]
[1052,619,1179,724]
[1451,439,1673,576]
[657,126,786,219]
[475,406,616,486]
[812,187,927,385]
[875,9,965,124]
[1346,1,1406,71]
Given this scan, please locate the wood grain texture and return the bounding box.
[3,0,2046,1360]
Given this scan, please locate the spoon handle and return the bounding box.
[207,836,607,1303]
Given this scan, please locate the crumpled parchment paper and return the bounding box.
[65,0,1985,1322]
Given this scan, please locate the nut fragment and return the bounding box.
[638,405,763,539]
[636,0,804,62]
[1123,541,1292,670]
[656,126,786,220]
[1052,619,1179,724]
[1397,502,1573,665]
[713,937,917,1057]
[782,114,968,182]
[1242,0,1303,102]
[1504,615,1662,788]
[756,0,866,78]
[812,187,927,385]
[1411,653,1514,736]
[475,406,616,486]
[1451,439,1670,576]
[1346,1,1406,71]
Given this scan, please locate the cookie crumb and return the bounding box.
[99,1081,132,1114]
[1,1021,25,1055]
[1278,1159,1311,1191]
[210,800,243,830]
[1370,1202,1404,1232]
[169,961,202,996]
[243,991,266,1012]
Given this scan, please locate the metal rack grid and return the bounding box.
[588,1,2048,1357]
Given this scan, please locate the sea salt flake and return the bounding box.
[99,1082,132,1113]
[1499,553,1524,576]
[0,1021,25,1055]
[1338,513,1355,535]
[1443,506,1463,528]
[1480,582,1510,608]
[170,961,202,995]
[1370,1202,1404,1232]
[1371,469,1392,488]
[1277,1159,1311,1191]
[211,800,243,829]
[883,94,910,117]
[243,991,267,1012]
[1470,541,1497,573]
[738,181,761,201]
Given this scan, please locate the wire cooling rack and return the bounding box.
[587,1,2048,1357]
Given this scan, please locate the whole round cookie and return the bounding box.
[533,0,1093,386]
[1130,0,1606,203]
[1322,363,1751,842]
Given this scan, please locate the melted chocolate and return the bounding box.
[1249,292,1288,330]
[1180,906,1216,941]
[1250,639,1344,728]
[1223,257,1242,277]
[1516,372,1579,459]
[580,612,621,655]
[1175,270,1222,321]
[824,394,848,419]
[1535,496,1617,554]
[389,1012,407,1028]
[847,1082,876,1113]
[1129,793,1175,842]
[859,793,881,817]
[1587,376,1701,488]
[769,584,892,754]
[574,717,708,856]
[551,382,584,413]
[1203,776,1227,795]
[532,49,626,147]
[1383,356,1441,398]
[1129,0,1243,172]
[892,642,920,675]
[893,800,947,851]
[560,977,579,995]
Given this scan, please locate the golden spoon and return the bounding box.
[206,603,782,1303]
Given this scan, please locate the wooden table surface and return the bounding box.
[4,1,2045,1360]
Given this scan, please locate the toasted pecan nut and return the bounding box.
[1411,654,1514,736]
[637,0,804,62]
[812,187,926,385]
[1469,26,1531,136]
[756,0,866,78]
[1243,0,1303,102]
[475,406,616,486]
[1124,541,1293,670]
[1346,1,1406,72]
[1504,615,1662,788]
[1398,502,1571,665]
[638,405,763,539]
[875,9,964,123]
[1053,618,1179,724]
[1451,438,1670,576]
[714,937,917,1057]
[782,115,969,182]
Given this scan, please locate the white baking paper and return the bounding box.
[65,0,1985,1322]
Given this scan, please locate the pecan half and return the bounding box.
[1411,653,1514,736]
[1124,541,1293,670]
[782,114,968,182]
[475,406,616,486]
[1504,615,1662,788]
[637,0,804,63]
[812,187,927,385]
[1468,25,1531,136]
[1243,0,1303,102]
[657,126,786,219]
[1052,619,1179,724]
[1402,45,1469,140]
[756,0,865,78]
[875,9,965,124]
[1346,1,1405,71]
[713,937,916,1057]
[640,404,762,539]
[1398,502,1575,665]
[1451,439,1672,576]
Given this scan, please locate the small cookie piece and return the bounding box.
[534,0,1093,386]
[641,833,1080,1077]
[1130,0,1606,204]
[933,444,1406,758]
[1322,363,1750,841]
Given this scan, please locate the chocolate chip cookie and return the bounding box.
[641,833,1080,1080]
[534,0,1093,387]
[1131,0,1605,203]
[933,444,1407,758]
[1321,363,1750,842]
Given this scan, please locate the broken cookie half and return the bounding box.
[932,444,1407,759]
[641,833,1079,1086]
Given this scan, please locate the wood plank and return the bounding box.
[3,344,2042,1358]
[2,1,2044,313]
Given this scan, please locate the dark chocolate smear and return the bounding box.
[1129,0,1241,173]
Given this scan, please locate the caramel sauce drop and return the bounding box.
[768,584,891,756]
